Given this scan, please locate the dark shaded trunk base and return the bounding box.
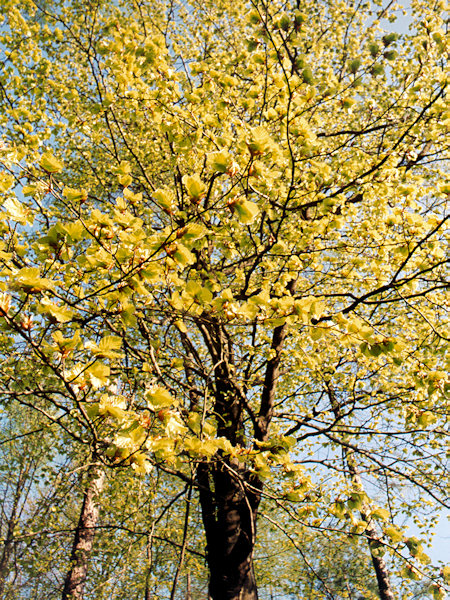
[209,552,258,600]
[198,461,261,600]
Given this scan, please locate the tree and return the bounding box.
[0,0,448,599]
[61,463,105,600]
[0,403,77,599]
[0,402,209,600]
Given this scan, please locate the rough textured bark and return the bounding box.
[0,514,15,598]
[195,304,292,600]
[198,460,261,600]
[62,464,105,600]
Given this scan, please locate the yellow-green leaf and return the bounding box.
[40,152,64,173]
[85,335,123,359]
[10,267,54,293]
[145,386,175,410]
[385,525,403,543]
[207,149,232,173]
[63,186,88,202]
[182,174,206,200]
[37,299,73,323]
[234,199,259,224]
[3,197,30,224]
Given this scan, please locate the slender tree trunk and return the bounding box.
[185,572,191,600]
[62,464,105,600]
[346,456,395,600]
[198,460,261,600]
[0,465,30,597]
[0,489,20,597]
[326,383,395,600]
[144,529,154,600]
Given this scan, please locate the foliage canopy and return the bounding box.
[0,0,448,598]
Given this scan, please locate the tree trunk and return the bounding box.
[326,383,395,600]
[185,572,191,600]
[198,460,261,600]
[0,464,30,597]
[62,464,105,600]
[0,487,20,597]
[346,458,395,600]
[196,316,278,599]
[369,549,395,600]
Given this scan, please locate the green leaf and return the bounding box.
[182,174,206,200]
[85,335,123,359]
[348,58,361,73]
[40,151,64,173]
[233,198,259,224]
[145,386,175,411]
[368,42,380,56]
[10,267,54,293]
[384,50,397,61]
[382,32,399,46]
[301,66,314,84]
[405,536,423,557]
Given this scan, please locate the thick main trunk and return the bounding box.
[0,513,16,597]
[62,464,105,600]
[198,461,261,600]
[196,316,282,599]
[0,502,18,597]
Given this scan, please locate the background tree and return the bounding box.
[0,0,448,599]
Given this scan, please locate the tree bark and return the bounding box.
[198,460,261,600]
[0,483,21,597]
[185,572,191,600]
[195,307,292,600]
[62,464,105,600]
